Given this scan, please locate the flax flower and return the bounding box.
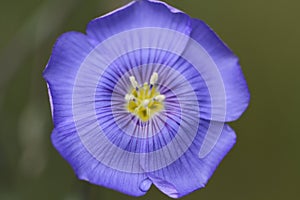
[43,0,249,198]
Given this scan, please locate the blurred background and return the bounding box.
[0,0,299,199]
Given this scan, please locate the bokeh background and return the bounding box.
[0,0,299,199]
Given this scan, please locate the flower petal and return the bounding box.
[190,19,250,122]
[86,0,191,45]
[146,121,236,198]
[43,32,153,195]
[51,127,152,196]
[43,31,94,126]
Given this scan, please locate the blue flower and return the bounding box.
[43,0,249,198]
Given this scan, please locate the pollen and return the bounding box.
[125,72,165,122]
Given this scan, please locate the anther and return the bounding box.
[125,94,136,102]
[153,95,165,102]
[129,76,139,90]
[150,72,158,85]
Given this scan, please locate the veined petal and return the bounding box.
[146,122,236,198]
[190,19,250,122]
[43,32,94,126]
[86,0,192,46]
[51,127,152,196]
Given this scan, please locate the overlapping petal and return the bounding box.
[190,18,250,121]
[146,122,236,198]
[43,32,95,125]
[86,0,191,45]
[43,0,249,198]
[51,127,151,196]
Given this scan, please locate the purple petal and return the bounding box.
[51,127,152,196]
[190,19,250,122]
[43,31,153,195]
[43,31,94,126]
[86,0,191,45]
[146,121,236,198]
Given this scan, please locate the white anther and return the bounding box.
[154,95,165,102]
[142,99,150,107]
[129,76,139,89]
[125,94,135,102]
[150,72,158,85]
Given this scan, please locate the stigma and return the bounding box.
[124,72,165,122]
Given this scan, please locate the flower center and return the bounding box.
[125,72,165,122]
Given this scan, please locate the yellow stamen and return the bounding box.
[125,72,165,122]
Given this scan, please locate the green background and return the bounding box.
[0,0,299,199]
